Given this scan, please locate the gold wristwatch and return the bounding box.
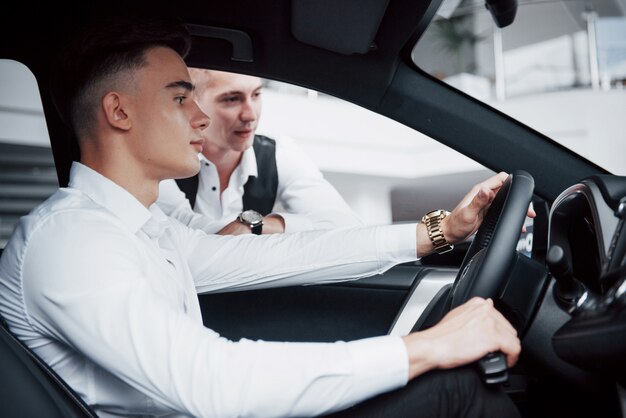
[421,210,454,254]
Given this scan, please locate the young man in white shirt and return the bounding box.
[0,16,523,418]
[157,68,364,235]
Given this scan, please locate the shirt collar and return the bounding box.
[200,140,258,180]
[239,143,258,179]
[143,204,172,240]
[68,162,152,234]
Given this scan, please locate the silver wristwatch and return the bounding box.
[237,209,263,235]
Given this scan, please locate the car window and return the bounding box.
[3,59,535,257]
[0,60,56,247]
[412,0,626,175]
[257,78,494,226]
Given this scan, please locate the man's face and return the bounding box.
[192,70,263,155]
[129,47,209,181]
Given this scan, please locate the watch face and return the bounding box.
[240,210,263,225]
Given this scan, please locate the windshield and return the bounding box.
[412,0,626,175]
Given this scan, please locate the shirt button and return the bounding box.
[211,186,217,191]
[204,162,210,166]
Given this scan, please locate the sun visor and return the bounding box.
[291,0,390,55]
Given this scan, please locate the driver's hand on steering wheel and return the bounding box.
[401,297,521,380]
[442,172,536,245]
[415,172,535,257]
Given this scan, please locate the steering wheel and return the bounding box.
[449,170,535,309]
[446,170,534,383]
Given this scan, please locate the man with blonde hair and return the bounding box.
[158,68,364,235]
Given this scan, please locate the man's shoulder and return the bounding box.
[13,188,125,244]
[0,188,127,276]
[31,186,107,217]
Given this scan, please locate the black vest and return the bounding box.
[175,135,278,215]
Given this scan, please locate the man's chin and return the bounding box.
[232,137,255,152]
[174,161,201,179]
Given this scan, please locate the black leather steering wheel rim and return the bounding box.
[449,170,535,309]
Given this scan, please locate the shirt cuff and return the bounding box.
[376,223,418,262]
[273,212,313,233]
[344,335,409,403]
[202,215,237,235]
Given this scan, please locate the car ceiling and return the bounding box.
[1,0,608,202]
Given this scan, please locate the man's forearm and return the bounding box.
[185,223,418,294]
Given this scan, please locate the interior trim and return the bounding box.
[617,384,626,416]
[388,268,457,336]
[291,0,390,55]
[187,24,254,62]
[334,265,422,290]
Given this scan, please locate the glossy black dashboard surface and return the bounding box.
[549,176,626,293]
[548,175,626,381]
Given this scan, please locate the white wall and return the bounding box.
[258,86,626,226]
[256,90,483,225]
[488,89,626,175]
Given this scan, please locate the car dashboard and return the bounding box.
[549,176,625,293]
[543,175,626,386]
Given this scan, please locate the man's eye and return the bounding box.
[223,96,239,103]
[175,96,186,104]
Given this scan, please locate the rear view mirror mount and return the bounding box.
[485,0,518,28]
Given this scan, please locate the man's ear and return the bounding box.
[102,92,132,131]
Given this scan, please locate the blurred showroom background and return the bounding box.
[1,0,625,246]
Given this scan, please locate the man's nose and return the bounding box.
[192,102,210,130]
[240,100,257,122]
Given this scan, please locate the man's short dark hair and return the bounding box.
[51,16,191,139]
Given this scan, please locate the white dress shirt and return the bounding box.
[158,136,364,234]
[0,162,418,418]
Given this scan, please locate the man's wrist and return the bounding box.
[262,215,285,234]
[402,333,438,380]
[237,210,264,235]
[416,223,435,257]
